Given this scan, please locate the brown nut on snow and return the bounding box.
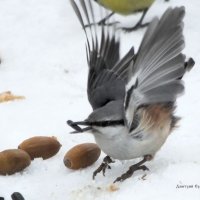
[18,136,61,160]
[0,149,31,175]
[64,143,101,170]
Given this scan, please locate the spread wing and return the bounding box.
[70,0,135,110]
[124,7,186,129]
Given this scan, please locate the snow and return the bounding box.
[0,0,199,199]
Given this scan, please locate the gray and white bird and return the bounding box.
[68,0,194,183]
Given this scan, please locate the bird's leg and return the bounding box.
[93,156,115,179]
[122,8,149,32]
[97,12,116,25]
[85,12,118,28]
[113,155,152,183]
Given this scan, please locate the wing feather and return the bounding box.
[70,0,135,110]
[125,7,186,129]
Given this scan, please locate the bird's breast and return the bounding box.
[98,0,154,15]
[93,118,171,160]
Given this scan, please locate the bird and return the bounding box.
[68,0,194,183]
[88,0,170,31]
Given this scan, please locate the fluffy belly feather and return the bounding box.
[98,0,154,15]
[93,123,171,160]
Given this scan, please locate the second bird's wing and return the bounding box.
[124,7,186,129]
[70,0,135,110]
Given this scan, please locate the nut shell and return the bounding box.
[0,149,31,175]
[64,143,101,170]
[18,136,61,160]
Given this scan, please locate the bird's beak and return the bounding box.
[70,127,92,134]
[67,120,92,133]
[70,130,82,134]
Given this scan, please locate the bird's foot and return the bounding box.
[121,8,149,32]
[121,22,149,32]
[84,12,118,28]
[113,155,152,183]
[84,21,119,28]
[93,156,114,179]
[103,21,120,27]
[114,165,149,183]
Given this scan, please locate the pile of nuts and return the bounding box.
[0,136,101,175]
[0,136,61,175]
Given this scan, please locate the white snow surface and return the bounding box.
[0,0,200,199]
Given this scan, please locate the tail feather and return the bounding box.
[184,57,195,72]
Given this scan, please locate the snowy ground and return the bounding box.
[0,0,200,199]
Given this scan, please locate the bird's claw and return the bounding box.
[101,21,120,27]
[93,156,114,179]
[121,22,149,32]
[93,162,112,179]
[84,21,119,29]
[113,164,149,183]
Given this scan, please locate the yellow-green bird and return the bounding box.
[93,0,169,31]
